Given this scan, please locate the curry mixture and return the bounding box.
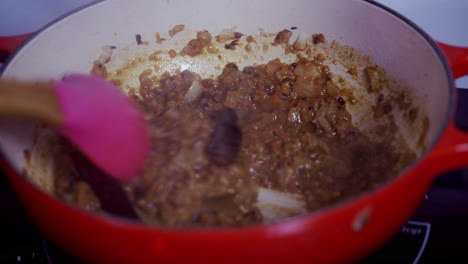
[40,29,419,227]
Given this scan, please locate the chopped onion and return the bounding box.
[316,104,338,134]
[257,187,307,222]
[293,32,308,51]
[184,79,203,101]
[217,27,236,41]
[95,45,114,65]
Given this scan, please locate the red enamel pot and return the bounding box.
[1,0,468,263]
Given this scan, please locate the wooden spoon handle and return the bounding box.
[0,79,63,124]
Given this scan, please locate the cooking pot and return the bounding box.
[1,0,468,263]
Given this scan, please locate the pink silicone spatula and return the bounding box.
[0,74,150,182]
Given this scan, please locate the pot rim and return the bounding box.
[0,0,456,231]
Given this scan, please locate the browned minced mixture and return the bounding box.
[44,53,416,227]
[312,33,326,44]
[181,30,212,56]
[169,24,185,38]
[274,29,293,45]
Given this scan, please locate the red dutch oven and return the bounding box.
[1,0,468,263]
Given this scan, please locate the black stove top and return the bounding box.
[2,90,468,264]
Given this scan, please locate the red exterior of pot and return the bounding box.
[0,153,437,263]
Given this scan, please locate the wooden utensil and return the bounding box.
[0,74,150,181]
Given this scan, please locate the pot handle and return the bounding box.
[426,42,468,174]
[437,41,468,78]
[0,33,34,63]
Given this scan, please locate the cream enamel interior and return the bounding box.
[0,0,450,187]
